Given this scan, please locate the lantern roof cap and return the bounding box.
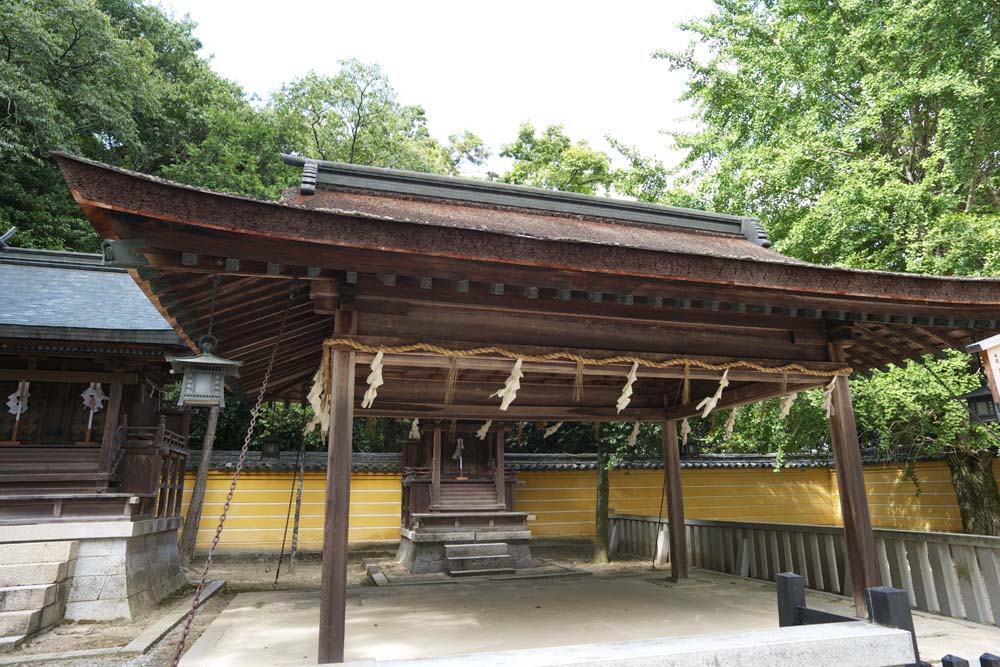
[165,351,242,375]
[956,383,995,401]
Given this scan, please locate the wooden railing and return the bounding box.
[118,417,187,519]
[609,514,1000,627]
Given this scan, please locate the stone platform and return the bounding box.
[0,517,186,622]
[397,512,533,574]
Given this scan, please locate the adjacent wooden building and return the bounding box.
[0,245,191,640]
[53,151,1000,662]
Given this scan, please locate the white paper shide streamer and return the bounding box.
[616,362,639,413]
[778,391,800,420]
[80,383,107,441]
[627,422,640,448]
[823,378,838,418]
[408,418,421,440]
[361,351,385,409]
[680,418,692,446]
[696,369,729,418]
[476,420,493,440]
[543,421,563,439]
[304,350,331,437]
[724,409,736,438]
[6,381,29,417]
[491,358,524,411]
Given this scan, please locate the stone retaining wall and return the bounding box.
[0,518,186,622]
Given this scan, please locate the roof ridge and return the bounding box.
[281,154,771,247]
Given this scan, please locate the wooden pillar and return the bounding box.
[828,344,880,616]
[662,419,688,580]
[494,429,505,508]
[179,405,220,566]
[98,374,124,472]
[319,311,356,664]
[431,428,441,507]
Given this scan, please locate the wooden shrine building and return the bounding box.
[53,152,1000,663]
[0,245,192,639]
[399,421,532,575]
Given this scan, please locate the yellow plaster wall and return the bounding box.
[182,460,982,552]
[831,461,964,533]
[180,472,401,553]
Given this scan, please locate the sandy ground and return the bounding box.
[6,544,997,666]
[2,545,619,667]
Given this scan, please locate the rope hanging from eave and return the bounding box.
[323,338,853,377]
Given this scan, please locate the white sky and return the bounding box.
[158,0,713,174]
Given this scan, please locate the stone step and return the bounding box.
[447,555,513,572]
[0,609,41,637]
[445,543,508,558]
[0,541,77,566]
[448,567,515,577]
[0,561,70,587]
[0,635,27,655]
[0,584,58,612]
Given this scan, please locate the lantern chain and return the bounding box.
[171,280,296,667]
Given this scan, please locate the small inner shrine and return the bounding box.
[398,422,532,575]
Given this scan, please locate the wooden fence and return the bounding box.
[610,513,1000,627]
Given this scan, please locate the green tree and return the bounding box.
[500,123,614,194]
[270,61,485,175]
[0,0,280,250]
[662,0,1000,533]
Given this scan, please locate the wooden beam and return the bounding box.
[0,370,138,385]
[318,309,356,664]
[431,428,441,507]
[910,325,964,350]
[827,343,880,616]
[495,429,505,508]
[862,324,935,356]
[98,374,124,474]
[351,401,667,421]
[663,418,688,581]
[663,380,823,421]
[350,274,828,337]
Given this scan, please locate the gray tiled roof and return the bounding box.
[0,248,180,344]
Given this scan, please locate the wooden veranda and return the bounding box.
[54,152,1000,663]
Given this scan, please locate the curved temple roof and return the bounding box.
[52,151,1000,419]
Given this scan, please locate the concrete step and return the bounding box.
[447,555,512,572]
[0,609,41,636]
[0,635,27,655]
[0,584,58,612]
[445,543,508,558]
[0,541,77,566]
[0,561,70,587]
[448,567,515,577]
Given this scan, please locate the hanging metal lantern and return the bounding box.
[957,380,999,424]
[167,335,241,408]
[965,336,1000,424]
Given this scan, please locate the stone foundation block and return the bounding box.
[0,609,40,636]
[0,561,69,587]
[0,584,57,612]
[0,542,77,566]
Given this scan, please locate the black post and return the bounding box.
[981,654,1000,667]
[942,657,970,667]
[776,573,805,627]
[867,586,921,666]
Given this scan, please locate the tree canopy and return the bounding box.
[660,0,1000,531]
